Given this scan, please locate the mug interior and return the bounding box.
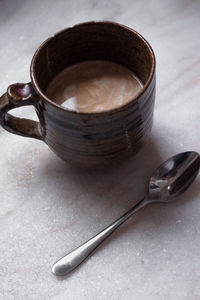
[31,22,155,110]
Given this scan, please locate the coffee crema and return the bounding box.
[46,60,143,113]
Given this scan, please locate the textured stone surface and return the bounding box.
[0,0,200,299]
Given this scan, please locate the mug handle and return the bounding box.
[0,82,42,140]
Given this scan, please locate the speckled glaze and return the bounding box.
[0,21,156,168]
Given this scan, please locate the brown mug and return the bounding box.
[0,21,156,168]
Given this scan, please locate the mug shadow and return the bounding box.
[43,135,163,215]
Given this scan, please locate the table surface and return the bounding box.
[1,0,200,299]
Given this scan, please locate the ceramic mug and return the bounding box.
[0,21,156,168]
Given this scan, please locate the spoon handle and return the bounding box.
[52,197,148,276]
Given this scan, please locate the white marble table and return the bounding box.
[1,0,200,299]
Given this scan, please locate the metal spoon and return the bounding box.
[52,151,200,276]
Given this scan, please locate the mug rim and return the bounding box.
[30,21,156,116]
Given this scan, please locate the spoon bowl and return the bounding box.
[149,151,200,202]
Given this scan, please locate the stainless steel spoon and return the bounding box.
[52,151,200,276]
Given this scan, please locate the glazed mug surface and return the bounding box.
[0,21,156,168]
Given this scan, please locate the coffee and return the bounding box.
[46,60,143,113]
